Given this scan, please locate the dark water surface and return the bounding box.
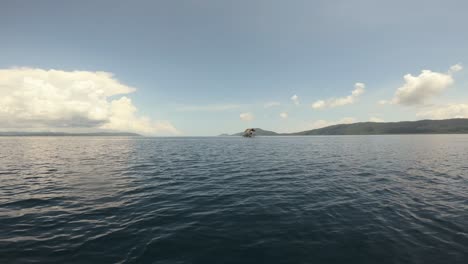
[1,136,467,263]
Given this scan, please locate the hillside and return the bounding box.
[292,119,468,135]
[228,119,468,136]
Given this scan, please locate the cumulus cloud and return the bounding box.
[308,117,356,129]
[291,95,299,105]
[390,64,462,106]
[449,63,463,73]
[0,68,179,135]
[279,112,288,119]
[416,104,468,119]
[369,116,384,122]
[240,112,254,121]
[264,101,281,108]
[100,97,179,135]
[312,83,365,109]
[311,100,326,109]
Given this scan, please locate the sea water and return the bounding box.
[1,136,467,263]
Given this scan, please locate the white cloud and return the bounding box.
[312,82,365,109]
[279,112,288,119]
[416,104,468,119]
[291,94,299,105]
[100,97,179,135]
[390,64,461,106]
[449,63,463,73]
[0,68,179,135]
[312,100,326,109]
[369,116,384,122]
[176,104,241,112]
[264,101,281,108]
[308,117,356,129]
[240,112,254,121]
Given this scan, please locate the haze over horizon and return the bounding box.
[1,0,468,136]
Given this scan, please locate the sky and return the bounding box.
[1,0,468,136]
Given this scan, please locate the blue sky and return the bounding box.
[1,0,468,135]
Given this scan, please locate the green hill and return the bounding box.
[228,119,468,136]
[292,119,468,135]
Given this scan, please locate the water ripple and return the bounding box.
[0,136,467,263]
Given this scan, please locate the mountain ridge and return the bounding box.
[224,118,468,136]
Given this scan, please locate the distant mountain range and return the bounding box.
[0,132,141,137]
[224,119,468,136]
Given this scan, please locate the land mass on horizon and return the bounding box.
[226,118,468,136]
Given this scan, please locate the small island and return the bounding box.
[242,128,256,137]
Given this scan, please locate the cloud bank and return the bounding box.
[312,83,365,109]
[0,68,179,135]
[369,116,384,122]
[279,112,288,119]
[390,64,462,106]
[416,104,468,119]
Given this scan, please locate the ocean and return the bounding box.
[0,136,467,263]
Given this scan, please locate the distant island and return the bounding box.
[224,119,468,136]
[0,132,141,137]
